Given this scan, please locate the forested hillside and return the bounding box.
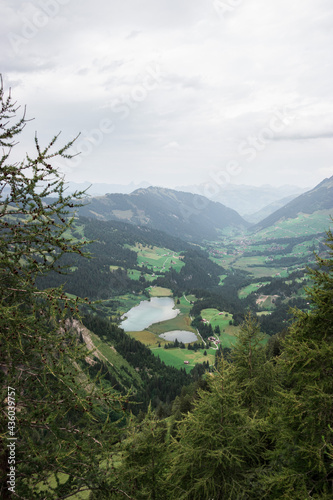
[36,217,191,299]
[77,186,248,242]
[36,217,229,301]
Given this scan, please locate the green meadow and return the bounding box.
[127,329,165,346]
[127,269,161,281]
[148,314,195,336]
[238,282,270,298]
[151,347,215,372]
[256,211,332,239]
[114,293,148,316]
[129,243,185,273]
[148,286,173,297]
[256,295,278,310]
[200,308,241,348]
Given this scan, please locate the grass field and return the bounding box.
[201,308,233,330]
[218,274,227,285]
[211,252,289,279]
[127,330,166,346]
[63,222,86,243]
[210,254,235,268]
[127,269,161,282]
[148,286,173,297]
[232,261,289,279]
[182,293,196,304]
[114,293,148,316]
[151,347,215,372]
[206,212,331,289]
[129,243,185,273]
[230,254,289,278]
[110,265,124,271]
[87,329,143,386]
[198,307,269,347]
[238,282,270,298]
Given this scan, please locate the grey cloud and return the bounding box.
[126,31,142,40]
[162,73,204,90]
[272,131,333,141]
[1,0,333,189]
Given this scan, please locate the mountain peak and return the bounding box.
[78,186,248,242]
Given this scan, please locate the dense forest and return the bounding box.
[1,81,333,499]
[81,313,207,415]
[36,217,191,299]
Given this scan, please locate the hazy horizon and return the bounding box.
[65,179,310,191]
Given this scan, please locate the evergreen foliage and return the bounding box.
[261,228,333,498]
[231,312,277,417]
[167,358,264,499]
[110,405,169,499]
[0,78,129,499]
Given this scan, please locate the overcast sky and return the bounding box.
[1,0,333,190]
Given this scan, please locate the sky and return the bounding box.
[1,0,333,191]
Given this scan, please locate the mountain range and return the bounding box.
[66,181,307,219]
[75,176,332,243]
[78,186,248,242]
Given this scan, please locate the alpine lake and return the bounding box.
[120,296,198,343]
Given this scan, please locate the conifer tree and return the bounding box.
[262,228,333,498]
[167,357,264,499]
[231,312,277,417]
[113,405,169,499]
[0,76,128,498]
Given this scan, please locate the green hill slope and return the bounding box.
[253,176,333,232]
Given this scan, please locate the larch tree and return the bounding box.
[0,76,129,499]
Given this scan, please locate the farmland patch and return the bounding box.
[151,347,215,372]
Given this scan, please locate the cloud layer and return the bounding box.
[1,0,333,188]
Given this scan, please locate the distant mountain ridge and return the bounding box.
[175,183,307,216]
[253,176,333,231]
[245,194,302,223]
[64,181,307,217]
[78,186,248,242]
